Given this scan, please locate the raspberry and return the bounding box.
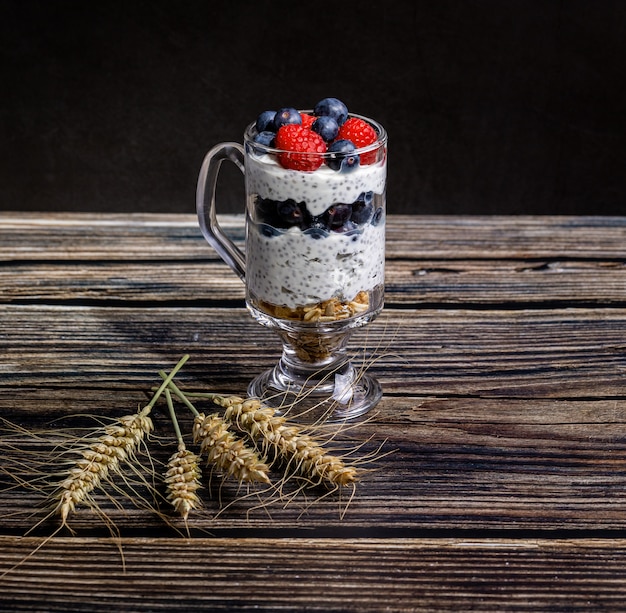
[300,113,316,129]
[275,124,327,171]
[337,117,378,164]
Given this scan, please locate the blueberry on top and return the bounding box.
[256,110,276,133]
[311,116,339,142]
[326,139,360,173]
[273,107,302,130]
[314,97,349,126]
[253,131,276,149]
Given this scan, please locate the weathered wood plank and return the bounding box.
[1,537,625,612]
[1,305,625,398]
[384,215,626,259]
[387,259,626,306]
[0,213,217,262]
[0,261,246,303]
[2,214,626,260]
[2,388,626,532]
[1,258,625,306]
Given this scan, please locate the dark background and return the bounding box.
[2,0,625,216]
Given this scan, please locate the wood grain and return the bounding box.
[2,213,626,610]
[1,537,625,612]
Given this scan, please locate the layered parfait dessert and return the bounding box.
[243,98,387,344]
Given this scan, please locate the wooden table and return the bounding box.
[1,212,626,611]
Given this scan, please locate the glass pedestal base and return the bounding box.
[247,361,382,423]
[246,302,383,422]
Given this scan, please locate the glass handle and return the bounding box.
[196,142,246,280]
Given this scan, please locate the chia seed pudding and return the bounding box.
[243,113,387,322]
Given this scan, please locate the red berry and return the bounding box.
[275,124,327,171]
[337,117,378,164]
[300,113,316,128]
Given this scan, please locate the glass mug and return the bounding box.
[196,112,387,421]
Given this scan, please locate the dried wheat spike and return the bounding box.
[219,396,359,487]
[165,444,202,520]
[55,408,154,524]
[192,412,270,484]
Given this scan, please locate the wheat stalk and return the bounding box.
[216,395,359,487]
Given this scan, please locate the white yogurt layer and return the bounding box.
[245,149,387,310]
[246,153,387,216]
[247,221,385,309]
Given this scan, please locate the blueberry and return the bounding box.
[259,223,282,237]
[333,220,358,234]
[314,97,349,126]
[256,110,276,133]
[273,107,302,130]
[326,139,360,173]
[253,131,276,150]
[276,199,309,228]
[372,207,384,226]
[351,191,374,224]
[256,198,310,229]
[255,197,280,225]
[361,191,374,205]
[304,220,330,239]
[311,116,339,142]
[323,203,353,230]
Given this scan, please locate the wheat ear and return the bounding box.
[158,374,271,485]
[54,407,154,524]
[217,395,359,487]
[54,354,190,525]
[163,389,202,521]
[164,444,202,520]
[192,412,271,484]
